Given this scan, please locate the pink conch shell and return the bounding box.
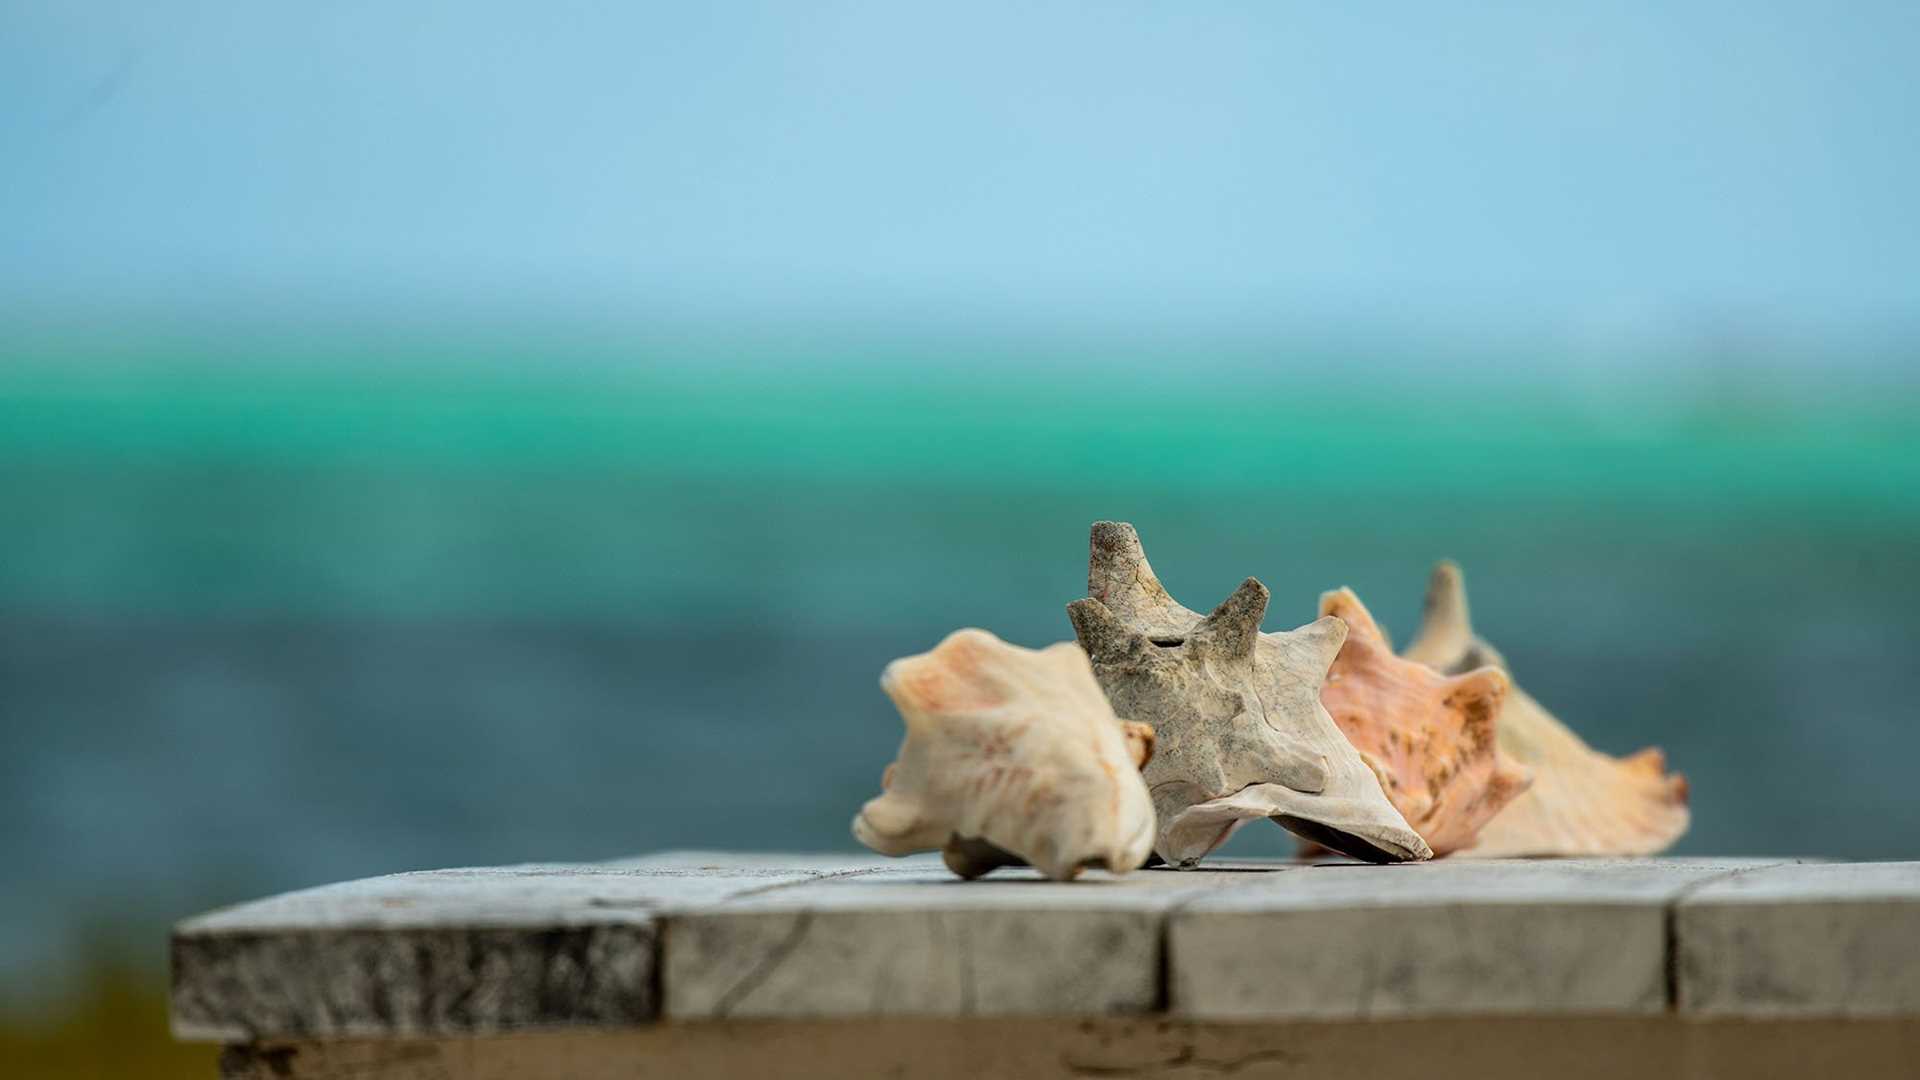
[1069,523,1429,867]
[853,628,1158,881]
[1402,562,1690,858]
[1318,587,1532,856]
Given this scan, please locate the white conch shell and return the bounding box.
[1403,562,1690,858]
[853,628,1158,881]
[1069,523,1430,867]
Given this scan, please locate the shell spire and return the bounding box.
[1408,560,1472,663]
[1405,559,1506,672]
[1087,520,1204,640]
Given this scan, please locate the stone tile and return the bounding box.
[1677,861,1920,1017]
[660,862,1280,1019]
[171,852,891,1039]
[1169,858,1785,1019]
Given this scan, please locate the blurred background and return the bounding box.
[4,2,1919,1073]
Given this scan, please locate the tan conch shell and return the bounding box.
[1402,561,1690,857]
[1067,523,1429,867]
[853,628,1158,881]
[1318,587,1531,856]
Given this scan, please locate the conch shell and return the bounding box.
[853,628,1158,881]
[1067,523,1429,867]
[1402,562,1690,857]
[1318,587,1531,856]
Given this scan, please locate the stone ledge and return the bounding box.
[172,853,1920,1039]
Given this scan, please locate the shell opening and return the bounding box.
[1273,815,1419,865]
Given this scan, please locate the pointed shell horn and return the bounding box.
[1405,560,1473,665]
[1319,587,1389,649]
[1297,614,1349,674]
[1067,597,1147,663]
[1448,665,1511,735]
[1087,521,1155,601]
[1192,577,1268,660]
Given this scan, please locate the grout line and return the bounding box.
[725,865,893,901]
[1152,877,1274,1016]
[1662,860,1787,1013]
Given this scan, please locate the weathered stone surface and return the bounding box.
[177,851,1920,1042]
[1170,858,1790,1019]
[1677,861,1920,1017]
[662,861,1262,1019]
[171,853,888,1039]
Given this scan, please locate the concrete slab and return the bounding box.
[175,851,1920,1041]
[1676,861,1920,1017]
[171,851,892,1039]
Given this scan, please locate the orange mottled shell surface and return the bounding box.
[1317,588,1531,856]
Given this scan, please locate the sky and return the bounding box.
[4,2,1919,349]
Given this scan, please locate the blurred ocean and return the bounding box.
[3,334,1917,998]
